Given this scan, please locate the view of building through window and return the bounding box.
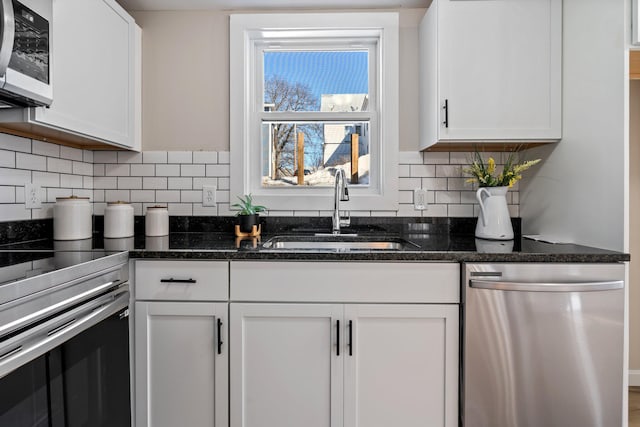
[261,50,370,187]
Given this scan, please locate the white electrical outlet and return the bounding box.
[202,185,217,207]
[25,184,42,209]
[414,188,428,210]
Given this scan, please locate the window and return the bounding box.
[230,13,399,211]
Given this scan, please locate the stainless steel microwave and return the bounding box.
[0,0,51,108]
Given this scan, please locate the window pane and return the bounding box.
[263,51,369,112]
[261,121,370,187]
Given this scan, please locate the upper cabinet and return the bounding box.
[0,0,141,151]
[419,0,562,150]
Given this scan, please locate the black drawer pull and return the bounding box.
[348,320,353,356]
[217,318,223,355]
[443,99,449,128]
[336,320,340,356]
[160,278,196,284]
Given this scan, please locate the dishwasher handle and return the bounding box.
[469,279,623,292]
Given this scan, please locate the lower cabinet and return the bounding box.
[230,302,459,427]
[135,301,228,427]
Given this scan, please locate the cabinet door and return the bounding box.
[34,0,138,148]
[344,304,459,427]
[135,301,228,427]
[230,303,343,427]
[437,0,561,141]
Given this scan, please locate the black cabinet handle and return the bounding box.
[160,278,196,284]
[336,320,340,356]
[443,99,449,128]
[217,318,223,355]
[348,320,353,356]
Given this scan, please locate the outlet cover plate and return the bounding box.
[202,185,217,207]
[25,184,42,209]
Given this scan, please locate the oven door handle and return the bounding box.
[0,0,14,78]
[0,289,129,379]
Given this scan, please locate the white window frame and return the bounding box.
[230,12,399,211]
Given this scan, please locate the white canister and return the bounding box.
[104,202,134,238]
[53,196,92,240]
[145,206,169,236]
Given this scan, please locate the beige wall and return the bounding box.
[630,80,640,370]
[131,9,424,152]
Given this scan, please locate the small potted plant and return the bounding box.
[232,194,267,233]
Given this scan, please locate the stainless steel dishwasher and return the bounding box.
[462,263,625,427]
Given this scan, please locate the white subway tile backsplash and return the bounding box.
[155,164,180,177]
[410,164,435,178]
[131,190,155,203]
[193,177,217,190]
[72,161,93,176]
[32,141,60,158]
[0,134,30,153]
[143,151,168,164]
[168,151,192,164]
[60,146,83,161]
[435,191,461,204]
[0,186,15,203]
[423,152,449,164]
[0,150,15,168]
[106,163,130,177]
[0,141,522,222]
[117,152,142,164]
[193,151,217,164]
[118,177,142,190]
[0,204,30,221]
[94,176,117,189]
[180,190,202,203]
[168,203,192,216]
[83,150,93,163]
[193,204,217,216]
[130,164,155,176]
[93,151,118,163]
[156,190,181,203]
[168,177,192,190]
[105,190,130,203]
[206,164,230,177]
[73,189,92,199]
[60,174,83,188]
[181,164,205,177]
[143,177,167,190]
[47,158,72,174]
[217,177,230,191]
[218,151,230,164]
[16,153,46,171]
[33,171,59,187]
[398,177,421,191]
[0,167,30,186]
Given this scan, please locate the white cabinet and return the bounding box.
[133,261,229,427]
[0,0,141,150]
[229,261,459,427]
[344,304,458,427]
[419,0,562,149]
[230,304,343,427]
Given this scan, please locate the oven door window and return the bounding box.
[0,354,49,427]
[9,0,49,84]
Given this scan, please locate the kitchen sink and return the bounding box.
[261,235,419,251]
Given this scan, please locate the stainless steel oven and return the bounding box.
[0,250,130,426]
[0,0,52,107]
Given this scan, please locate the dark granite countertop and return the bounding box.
[122,231,628,263]
[0,217,629,266]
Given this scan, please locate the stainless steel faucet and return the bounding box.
[332,169,350,234]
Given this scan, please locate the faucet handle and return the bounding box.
[342,187,350,201]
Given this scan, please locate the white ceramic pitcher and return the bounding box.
[475,186,514,240]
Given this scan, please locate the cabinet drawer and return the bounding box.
[230,261,459,303]
[135,261,229,301]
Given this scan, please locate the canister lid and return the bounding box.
[147,205,168,210]
[107,201,131,205]
[56,195,90,201]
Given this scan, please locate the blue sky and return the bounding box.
[264,51,368,101]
